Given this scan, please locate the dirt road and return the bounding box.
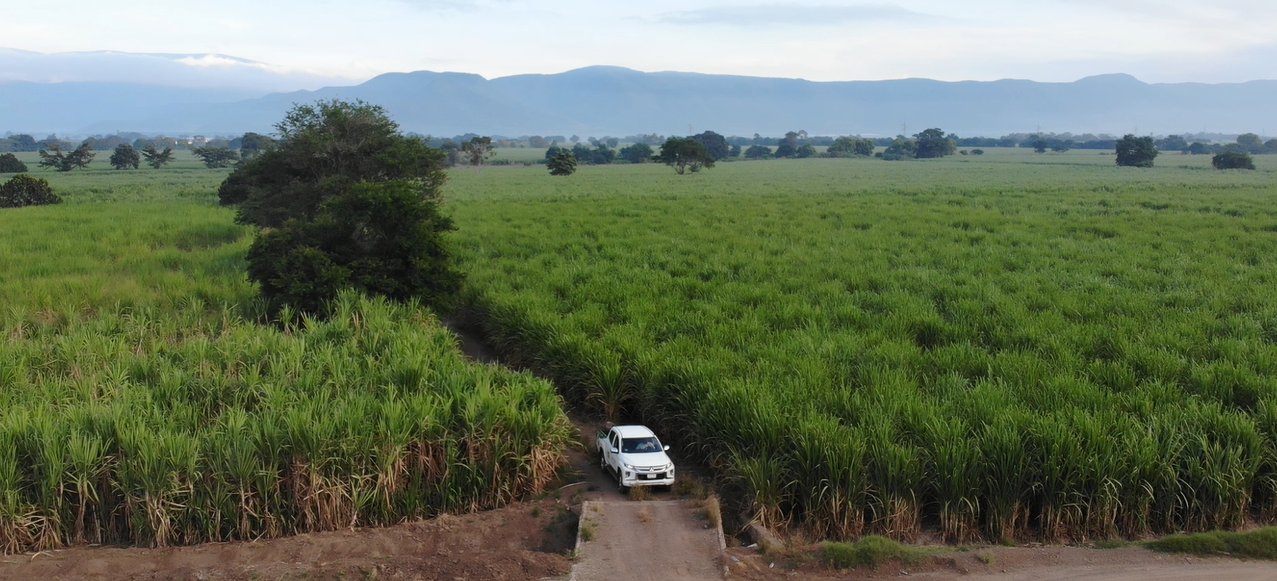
[725,543,1277,580]
[572,500,724,581]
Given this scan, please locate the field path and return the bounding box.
[572,500,724,581]
[446,323,725,580]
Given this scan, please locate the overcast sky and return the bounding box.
[7,0,1277,84]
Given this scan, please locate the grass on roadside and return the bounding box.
[1145,527,1277,560]
[819,536,931,569]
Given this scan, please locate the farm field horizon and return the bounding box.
[2,149,1277,553]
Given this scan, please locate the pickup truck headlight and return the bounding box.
[622,463,634,471]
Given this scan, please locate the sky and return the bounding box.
[5,0,1277,86]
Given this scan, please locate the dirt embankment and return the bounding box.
[0,497,578,581]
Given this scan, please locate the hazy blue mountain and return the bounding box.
[0,49,347,92]
[2,62,1274,137]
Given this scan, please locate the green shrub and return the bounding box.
[1212,151,1255,170]
[0,174,61,208]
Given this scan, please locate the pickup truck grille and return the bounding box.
[635,466,666,473]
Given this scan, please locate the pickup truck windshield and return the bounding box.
[621,436,662,453]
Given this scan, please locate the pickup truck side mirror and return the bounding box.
[610,447,619,454]
[663,445,670,451]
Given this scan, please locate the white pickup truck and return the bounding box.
[597,424,676,491]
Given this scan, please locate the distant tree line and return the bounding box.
[0,131,281,171]
[4,127,1272,174]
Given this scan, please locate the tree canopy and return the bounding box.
[236,132,276,159]
[38,143,94,172]
[193,146,239,169]
[547,149,577,176]
[569,142,615,165]
[1115,135,1158,168]
[461,136,493,166]
[882,136,917,160]
[774,131,804,158]
[618,143,653,164]
[216,99,458,313]
[6,134,37,152]
[0,153,27,173]
[690,131,730,161]
[220,100,446,228]
[657,137,714,174]
[913,128,956,159]
[141,146,175,169]
[828,136,875,157]
[109,144,140,170]
[1236,133,1264,154]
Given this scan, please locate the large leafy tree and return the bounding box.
[7,134,37,152]
[618,143,653,164]
[109,144,140,170]
[193,146,239,168]
[236,132,276,159]
[774,131,803,158]
[1236,133,1264,154]
[0,153,27,173]
[883,136,917,160]
[220,100,446,225]
[913,128,956,159]
[690,131,730,161]
[461,136,493,166]
[569,142,615,165]
[828,136,875,157]
[657,137,714,174]
[1115,135,1158,168]
[219,99,458,312]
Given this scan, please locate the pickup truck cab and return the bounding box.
[597,424,675,490]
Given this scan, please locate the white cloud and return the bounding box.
[657,3,940,26]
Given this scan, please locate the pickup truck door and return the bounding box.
[606,430,620,467]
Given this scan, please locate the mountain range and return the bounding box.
[2,50,1274,138]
